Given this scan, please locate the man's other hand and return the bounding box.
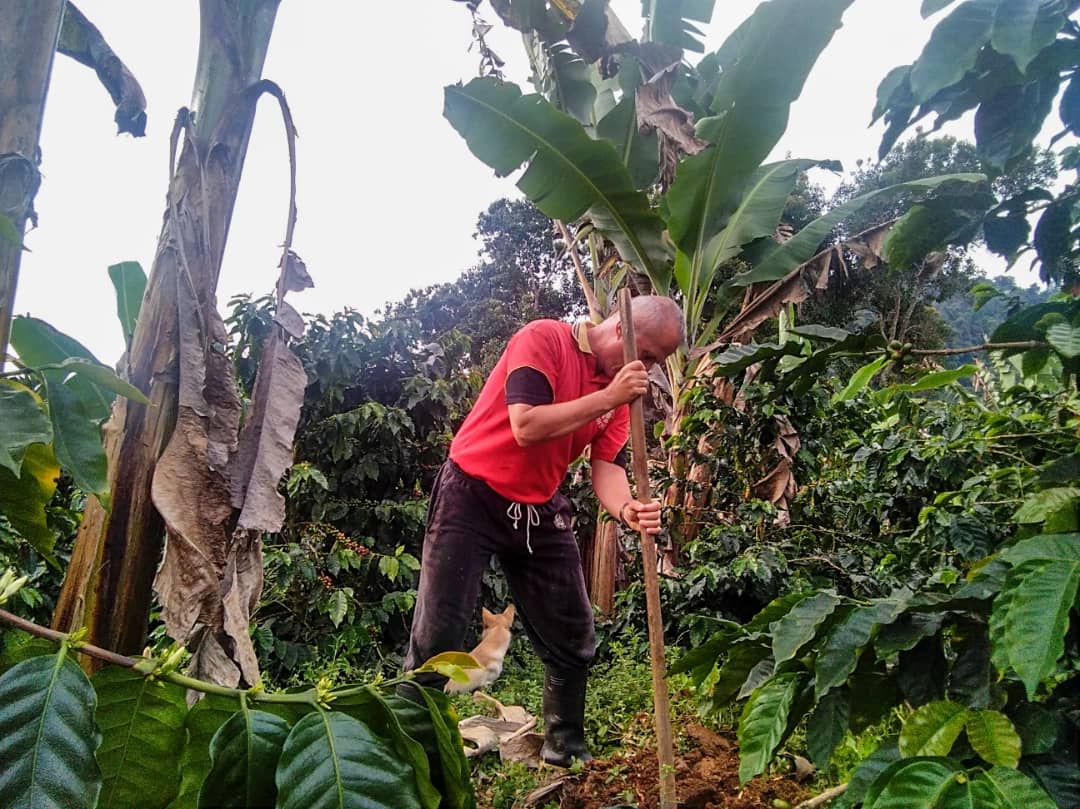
[623,499,661,534]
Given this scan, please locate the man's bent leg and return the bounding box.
[499,492,595,766]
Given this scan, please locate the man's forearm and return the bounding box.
[508,390,616,446]
[591,458,633,519]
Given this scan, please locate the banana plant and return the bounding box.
[448,0,991,573]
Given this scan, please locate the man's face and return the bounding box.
[600,323,678,377]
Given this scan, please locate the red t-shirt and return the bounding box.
[450,320,629,503]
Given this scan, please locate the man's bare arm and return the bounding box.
[591,458,661,534]
[508,360,649,446]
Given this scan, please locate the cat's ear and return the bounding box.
[481,607,494,622]
[504,604,516,621]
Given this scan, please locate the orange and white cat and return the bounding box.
[444,604,516,694]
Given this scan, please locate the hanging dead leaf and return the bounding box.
[636,78,707,157]
[58,3,147,136]
[279,249,313,293]
[274,300,305,339]
[229,332,307,532]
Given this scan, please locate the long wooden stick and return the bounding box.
[617,288,676,809]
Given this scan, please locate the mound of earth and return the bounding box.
[550,723,810,809]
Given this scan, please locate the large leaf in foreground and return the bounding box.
[995,555,1080,698]
[815,595,909,699]
[862,757,962,809]
[167,694,241,809]
[770,589,841,663]
[737,671,805,784]
[965,709,1021,768]
[275,711,423,809]
[444,77,668,289]
[199,709,290,808]
[974,766,1058,809]
[93,666,188,809]
[0,652,102,809]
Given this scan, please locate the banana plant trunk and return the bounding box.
[52,0,281,657]
[0,0,66,362]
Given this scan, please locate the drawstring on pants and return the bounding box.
[506,502,540,554]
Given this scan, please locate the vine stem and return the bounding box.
[794,783,848,809]
[0,607,411,702]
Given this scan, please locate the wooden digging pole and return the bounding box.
[618,288,677,809]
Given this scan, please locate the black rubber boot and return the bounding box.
[539,668,593,767]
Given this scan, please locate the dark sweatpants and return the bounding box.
[402,459,596,679]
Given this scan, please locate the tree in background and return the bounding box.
[803,136,1057,347]
[387,198,582,371]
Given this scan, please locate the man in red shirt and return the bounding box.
[403,294,684,766]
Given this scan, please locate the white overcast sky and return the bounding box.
[16,1,1010,365]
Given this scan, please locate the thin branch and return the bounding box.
[795,783,848,809]
[911,341,1046,357]
[0,606,134,669]
[557,220,601,322]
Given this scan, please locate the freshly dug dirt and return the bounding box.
[555,722,810,809]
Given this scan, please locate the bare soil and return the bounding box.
[551,721,810,809]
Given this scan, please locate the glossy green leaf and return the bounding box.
[594,94,659,190]
[39,369,109,500]
[374,690,472,809]
[991,0,1068,73]
[199,709,289,808]
[332,689,441,809]
[669,625,740,680]
[806,686,849,769]
[862,757,963,809]
[443,77,668,289]
[831,356,889,404]
[93,666,188,809]
[0,652,102,808]
[0,633,55,676]
[9,317,114,500]
[710,639,773,706]
[910,1,996,102]
[899,700,969,758]
[875,612,945,659]
[995,557,1080,698]
[737,671,805,784]
[770,589,841,663]
[107,261,146,350]
[1000,532,1080,565]
[714,342,803,376]
[965,709,1021,768]
[40,358,150,405]
[974,75,1059,170]
[328,590,348,628]
[412,686,472,809]
[276,711,423,809]
[733,174,986,287]
[890,365,977,393]
[974,766,1058,809]
[1047,321,1080,358]
[1033,198,1073,282]
[737,656,777,700]
[663,0,853,265]
[1010,488,1080,527]
[0,442,60,559]
[168,694,242,809]
[0,381,51,476]
[815,595,909,699]
[540,43,597,125]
